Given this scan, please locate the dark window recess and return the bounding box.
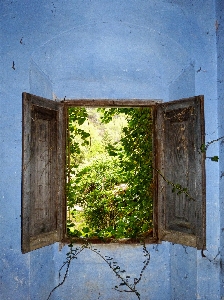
[22,93,205,253]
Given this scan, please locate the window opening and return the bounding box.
[66,107,154,241]
[22,93,205,253]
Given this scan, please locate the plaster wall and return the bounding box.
[0,1,222,299]
[216,0,224,297]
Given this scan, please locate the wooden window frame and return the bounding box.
[22,93,206,253]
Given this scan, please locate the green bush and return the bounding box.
[67,107,153,239]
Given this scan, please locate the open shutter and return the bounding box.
[154,95,205,249]
[22,93,66,253]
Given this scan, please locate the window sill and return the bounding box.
[61,232,158,246]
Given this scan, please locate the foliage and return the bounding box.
[66,106,153,239]
[200,135,224,162]
[49,104,224,300]
[98,107,154,238]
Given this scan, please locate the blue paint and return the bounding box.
[217,0,224,298]
[0,0,223,299]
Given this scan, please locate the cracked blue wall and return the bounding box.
[0,1,223,299]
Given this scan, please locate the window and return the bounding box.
[66,107,154,240]
[22,93,206,253]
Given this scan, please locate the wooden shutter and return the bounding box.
[22,93,66,253]
[154,95,205,249]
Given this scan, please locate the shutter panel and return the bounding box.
[22,93,66,253]
[154,95,205,249]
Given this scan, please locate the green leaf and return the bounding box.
[67,222,75,227]
[82,227,90,233]
[200,144,206,153]
[211,156,219,162]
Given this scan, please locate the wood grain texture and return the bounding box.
[22,93,66,253]
[154,96,205,249]
[63,99,162,107]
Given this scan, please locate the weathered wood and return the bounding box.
[154,95,206,249]
[63,99,162,107]
[61,236,158,245]
[22,93,66,253]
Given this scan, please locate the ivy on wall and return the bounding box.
[47,242,150,300]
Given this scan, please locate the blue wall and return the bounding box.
[0,1,223,299]
[217,0,224,298]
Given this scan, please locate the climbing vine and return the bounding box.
[200,135,224,162]
[47,242,150,300]
[47,101,224,300]
[47,106,154,300]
